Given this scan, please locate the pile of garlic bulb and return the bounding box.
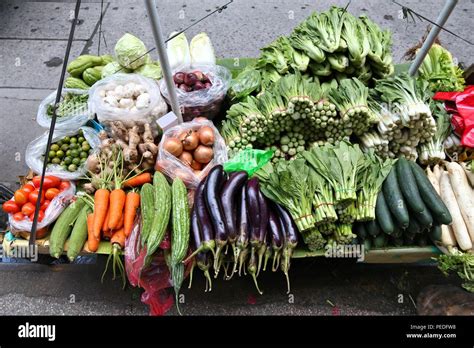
[99,81,151,111]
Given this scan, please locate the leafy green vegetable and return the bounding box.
[134,62,162,79]
[47,93,88,118]
[189,32,216,66]
[438,251,474,292]
[228,66,262,102]
[115,33,149,70]
[418,44,465,92]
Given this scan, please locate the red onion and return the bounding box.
[174,72,185,84]
[185,73,198,86]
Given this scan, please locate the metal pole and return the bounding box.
[408,0,458,76]
[144,0,183,123]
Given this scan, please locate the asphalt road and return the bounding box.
[0,0,472,315]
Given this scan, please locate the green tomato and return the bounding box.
[51,157,61,164]
[78,137,85,143]
[62,136,70,143]
[56,150,65,158]
[48,151,56,158]
[72,157,81,165]
[68,164,77,172]
[80,151,88,159]
[64,157,72,165]
[50,144,60,152]
[70,137,77,144]
[61,144,69,152]
[70,149,79,157]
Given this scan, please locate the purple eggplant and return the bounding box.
[256,189,269,276]
[268,208,283,272]
[236,184,249,277]
[204,165,227,275]
[220,171,248,272]
[183,179,215,264]
[275,203,298,294]
[246,178,263,294]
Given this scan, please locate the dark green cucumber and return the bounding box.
[363,238,372,251]
[408,161,452,225]
[429,225,442,243]
[415,235,428,247]
[366,219,381,237]
[406,216,422,235]
[382,168,409,228]
[373,234,387,248]
[375,191,394,235]
[354,222,367,240]
[396,157,425,213]
[392,226,403,238]
[411,207,433,229]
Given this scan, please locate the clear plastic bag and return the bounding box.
[36,89,91,130]
[88,73,167,127]
[25,126,100,181]
[8,181,76,233]
[155,119,228,189]
[160,64,231,121]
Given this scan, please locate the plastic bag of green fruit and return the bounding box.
[25,126,100,180]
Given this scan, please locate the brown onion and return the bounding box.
[193,117,208,123]
[193,145,214,164]
[198,126,215,146]
[181,130,199,151]
[178,151,193,166]
[162,138,183,157]
[190,160,202,170]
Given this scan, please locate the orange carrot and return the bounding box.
[123,172,152,188]
[124,191,140,237]
[93,188,110,240]
[102,228,114,241]
[111,228,126,249]
[102,209,110,232]
[108,189,126,230]
[117,209,125,229]
[87,212,100,252]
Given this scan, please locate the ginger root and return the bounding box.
[123,125,140,163]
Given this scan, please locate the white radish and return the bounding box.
[447,162,474,242]
[433,164,442,182]
[460,162,474,187]
[440,224,457,252]
[440,170,472,251]
[426,166,440,194]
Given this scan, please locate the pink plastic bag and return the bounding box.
[125,219,173,316]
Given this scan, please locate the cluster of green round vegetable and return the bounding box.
[46,130,92,172]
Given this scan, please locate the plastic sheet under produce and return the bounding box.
[25,126,100,181]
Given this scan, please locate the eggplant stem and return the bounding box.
[263,252,271,272]
[284,270,291,294]
[204,270,212,292]
[272,252,281,272]
[228,245,240,279]
[182,247,203,264]
[188,260,196,289]
[250,271,263,295]
[256,246,265,277]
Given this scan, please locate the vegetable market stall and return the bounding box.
[2,1,474,315]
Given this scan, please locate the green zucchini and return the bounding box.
[373,234,387,248]
[375,191,394,235]
[382,168,409,228]
[144,172,171,265]
[67,204,92,262]
[408,161,452,225]
[49,197,87,258]
[396,157,425,213]
[140,183,155,246]
[171,178,190,264]
[366,219,381,237]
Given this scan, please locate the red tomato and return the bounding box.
[29,210,45,222]
[2,201,20,214]
[14,189,29,206]
[45,188,60,200]
[13,212,25,221]
[59,181,71,191]
[33,176,61,189]
[40,200,51,211]
[22,184,35,194]
[29,189,45,205]
[21,202,35,216]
